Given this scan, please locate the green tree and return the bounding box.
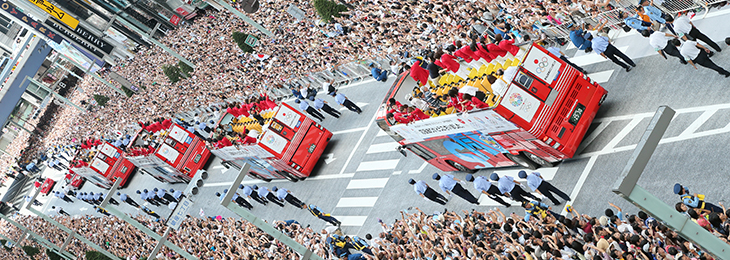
[312,0,348,23]
[232,32,255,53]
[121,86,135,97]
[0,240,10,251]
[179,61,194,78]
[93,94,110,107]
[46,249,62,260]
[21,246,39,257]
[85,251,118,260]
[162,64,183,84]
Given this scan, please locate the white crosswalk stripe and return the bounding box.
[356,159,400,171]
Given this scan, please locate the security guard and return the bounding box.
[307,204,341,226]
[117,192,140,207]
[170,189,183,201]
[677,40,730,77]
[522,200,560,222]
[465,174,511,207]
[257,186,284,207]
[216,189,253,210]
[92,206,111,216]
[140,205,160,219]
[158,188,178,203]
[673,183,723,213]
[346,236,374,256]
[151,188,169,205]
[432,173,479,204]
[490,173,539,203]
[272,186,306,208]
[241,185,267,205]
[327,234,348,258]
[408,179,448,205]
[518,170,571,206]
[137,190,160,206]
[98,193,120,206]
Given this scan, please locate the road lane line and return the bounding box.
[576,121,610,155]
[603,117,643,151]
[561,156,598,215]
[365,142,400,154]
[332,127,367,135]
[336,197,379,207]
[408,162,429,174]
[339,109,380,174]
[346,178,389,189]
[679,108,717,138]
[356,159,400,172]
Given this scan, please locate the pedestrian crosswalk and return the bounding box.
[332,131,403,227]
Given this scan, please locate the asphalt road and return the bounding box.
[20,6,730,252]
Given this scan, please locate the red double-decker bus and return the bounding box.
[376,43,607,171]
[73,142,136,189]
[125,123,212,183]
[210,103,332,182]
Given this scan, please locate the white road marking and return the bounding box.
[206,173,356,187]
[336,197,379,207]
[332,127,367,135]
[324,153,337,164]
[576,121,610,155]
[212,165,226,170]
[408,162,429,174]
[331,215,368,226]
[365,142,400,154]
[346,178,389,189]
[356,159,400,172]
[392,171,402,175]
[561,156,598,215]
[376,130,388,137]
[587,69,614,84]
[679,108,717,138]
[339,109,380,175]
[603,117,643,151]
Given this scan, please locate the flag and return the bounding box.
[255,54,270,61]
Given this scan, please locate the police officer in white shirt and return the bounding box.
[641,30,686,64]
[677,40,730,77]
[673,12,722,52]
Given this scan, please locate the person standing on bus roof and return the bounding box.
[295,99,325,122]
[242,185,267,205]
[465,174,511,207]
[408,179,448,205]
[518,170,571,206]
[490,173,540,203]
[330,91,362,114]
[313,98,341,119]
[432,173,479,205]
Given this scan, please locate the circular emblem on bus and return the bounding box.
[509,93,523,107]
[160,147,170,155]
[264,135,276,144]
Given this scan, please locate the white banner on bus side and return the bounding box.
[390,110,518,142]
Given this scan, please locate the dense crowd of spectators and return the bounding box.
[0,199,723,260]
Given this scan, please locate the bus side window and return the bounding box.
[406,144,436,161]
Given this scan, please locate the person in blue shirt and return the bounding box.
[568,23,592,52]
[518,170,571,206]
[216,189,253,210]
[117,192,139,207]
[408,179,448,205]
[307,204,341,226]
[272,186,306,208]
[257,186,284,207]
[638,0,675,34]
[290,86,304,99]
[330,91,362,114]
[490,172,539,203]
[620,11,651,32]
[586,33,637,72]
[522,200,559,222]
[346,235,374,256]
[294,99,325,121]
[673,183,724,213]
[432,173,479,204]
[465,174,511,207]
[170,188,183,201]
[241,185,267,205]
[370,63,388,82]
[313,98,341,118]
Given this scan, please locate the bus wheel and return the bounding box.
[524,152,555,168]
[280,171,299,183]
[447,160,476,173]
[505,153,538,170]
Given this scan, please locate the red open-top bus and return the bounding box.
[210,103,332,182]
[73,142,136,189]
[376,43,607,171]
[154,123,212,182]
